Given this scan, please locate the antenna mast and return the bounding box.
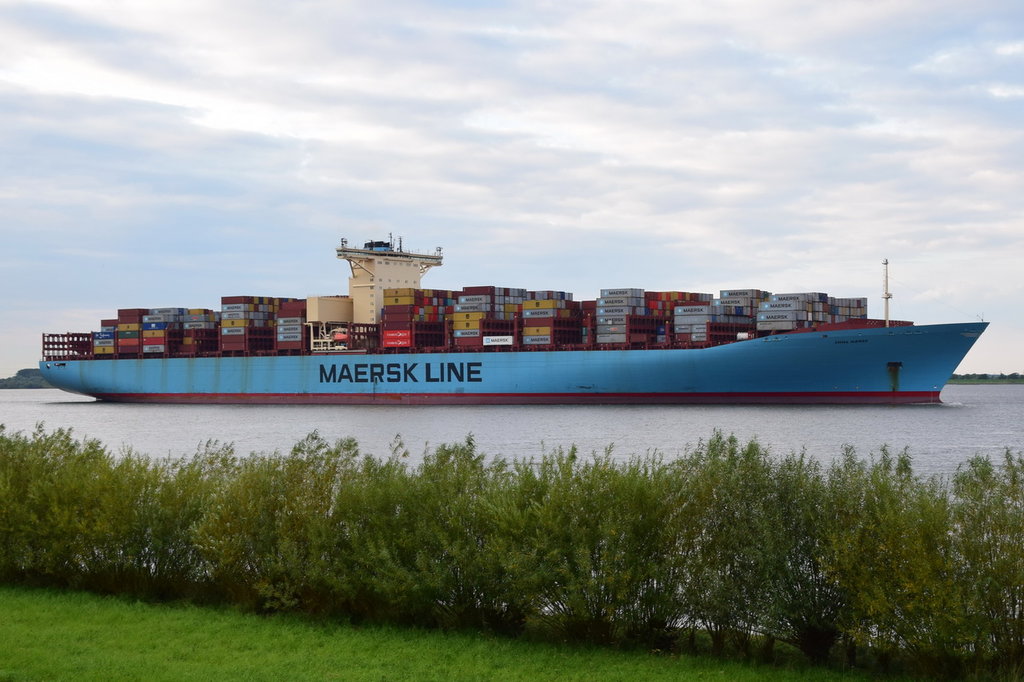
[882,259,892,328]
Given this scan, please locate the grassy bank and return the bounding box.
[0,585,868,681]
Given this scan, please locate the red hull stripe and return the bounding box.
[91,391,942,405]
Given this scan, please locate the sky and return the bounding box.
[1,0,1021,377]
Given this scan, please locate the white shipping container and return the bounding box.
[720,289,763,298]
[674,305,710,314]
[483,335,514,346]
[757,311,809,321]
[454,329,481,338]
[521,335,552,345]
[597,306,645,316]
[759,300,808,311]
[757,320,798,331]
[455,303,493,312]
[457,295,492,304]
[276,325,303,334]
[221,327,245,336]
[771,292,820,303]
[93,339,115,347]
[597,296,644,307]
[600,288,644,298]
[716,297,753,307]
[595,333,628,343]
[277,317,304,325]
[184,321,216,330]
[276,333,303,342]
[143,344,166,353]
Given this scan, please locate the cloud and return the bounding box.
[0,0,1021,375]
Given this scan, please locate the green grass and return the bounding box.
[0,586,875,682]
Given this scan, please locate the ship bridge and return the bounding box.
[337,236,443,324]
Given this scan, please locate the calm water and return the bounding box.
[1,385,1022,476]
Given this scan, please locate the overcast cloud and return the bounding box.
[1,0,1021,375]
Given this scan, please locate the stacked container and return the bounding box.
[673,289,762,343]
[181,309,220,355]
[519,291,580,346]
[220,296,292,353]
[92,318,117,357]
[275,299,308,353]
[756,292,870,331]
[141,308,186,356]
[115,308,148,357]
[449,286,525,348]
[381,288,452,348]
[645,291,713,343]
[828,297,869,323]
[594,288,674,345]
[711,289,768,321]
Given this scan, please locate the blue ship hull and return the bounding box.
[39,322,988,405]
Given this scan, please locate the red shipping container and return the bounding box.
[382,305,419,314]
[382,320,417,330]
[381,314,416,324]
[383,338,412,347]
[461,286,498,295]
[278,301,307,316]
[383,329,412,339]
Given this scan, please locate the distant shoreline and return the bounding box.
[949,373,1023,384]
[948,379,1024,385]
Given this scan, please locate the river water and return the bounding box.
[1,385,1021,476]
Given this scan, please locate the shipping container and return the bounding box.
[600,288,643,298]
[483,335,515,346]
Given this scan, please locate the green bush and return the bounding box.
[4,422,1024,677]
[765,451,846,665]
[952,451,1024,675]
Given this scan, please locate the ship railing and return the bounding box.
[41,332,94,362]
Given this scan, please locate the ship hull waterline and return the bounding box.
[39,322,988,406]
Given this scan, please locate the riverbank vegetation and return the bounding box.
[0,368,49,388]
[1,424,1022,679]
[949,373,1024,384]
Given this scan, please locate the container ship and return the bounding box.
[39,239,987,405]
